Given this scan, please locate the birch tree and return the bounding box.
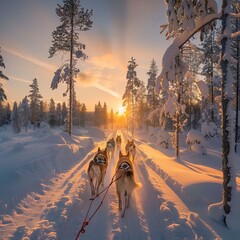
[49,0,93,135]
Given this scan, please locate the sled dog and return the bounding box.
[116,135,122,149]
[88,147,108,197]
[115,151,140,217]
[106,138,115,159]
[125,139,136,162]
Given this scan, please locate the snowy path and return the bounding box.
[1,130,222,239]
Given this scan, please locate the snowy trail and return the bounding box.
[0,142,100,240]
[1,130,222,239]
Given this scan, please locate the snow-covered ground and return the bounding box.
[0,126,239,240]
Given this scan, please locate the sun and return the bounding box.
[118,106,126,115]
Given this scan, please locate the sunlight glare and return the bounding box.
[118,106,126,115]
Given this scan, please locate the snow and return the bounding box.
[186,130,207,155]
[0,127,240,239]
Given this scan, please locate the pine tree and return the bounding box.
[201,28,221,122]
[0,101,4,126]
[103,102,107,129]
[136,81,147,129]
[0,48,9,102]
[122,57,140,136]
[39,100,47,122]
[11,101,21,133]
[19,96,30,132]
[49,0,93,135]
[61,101,68,127]
[79,103,86,127]
[56,102,62,126]
[147,59,159,127]
[28,78,42,130]
[48,98,56,128]
[94,101,102,127]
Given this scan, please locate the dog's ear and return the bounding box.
[119,151,123,158]
[98,147,101,152]
[127,139,129,143]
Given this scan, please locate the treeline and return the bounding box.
[0,77,118,132]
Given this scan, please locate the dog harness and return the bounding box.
[119,162,131,170]
[93,153,107,164]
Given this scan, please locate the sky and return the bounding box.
[0,0,170,112]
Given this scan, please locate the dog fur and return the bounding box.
[106,138,115,159]
[116,135,122,149]
[115,151,140,216]
[88,147,108,197]
[125,139,136,162]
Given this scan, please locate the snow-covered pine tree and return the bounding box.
[28,78,42,130]
[158,0,240,227]
[11,101,21,134]
[200,27,221,123]
[56,102,62,126]
[48,98,56,128]
[49,0,93,136]
[19,96,30,132]
[146,59,159,127]
[136,80,147,129]
[0,101,5,126]
[182,42,203,129]
[61,101,68,128]
[94,102,102,127]
[103,102,107,129]
[79,103,86,127]
[157,0,218,158]
[39,100,47,123]
[0,48,9,102]
[122,57,140,136]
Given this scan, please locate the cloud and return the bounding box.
[89,54,124,70]
[2,46,57,72]
[76,71,121,99]
[95,83,121,98]
[8,75,32,84]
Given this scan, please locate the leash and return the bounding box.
[75,172,123,240]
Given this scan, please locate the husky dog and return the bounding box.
[88,147,108,197]
[125,139,136,162]
[116,135,122,149]
[106,138,115,159]
[115,151,140,217]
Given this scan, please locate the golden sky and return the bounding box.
[0,0,169,112]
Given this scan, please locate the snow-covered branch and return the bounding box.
[156,12,221,94]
